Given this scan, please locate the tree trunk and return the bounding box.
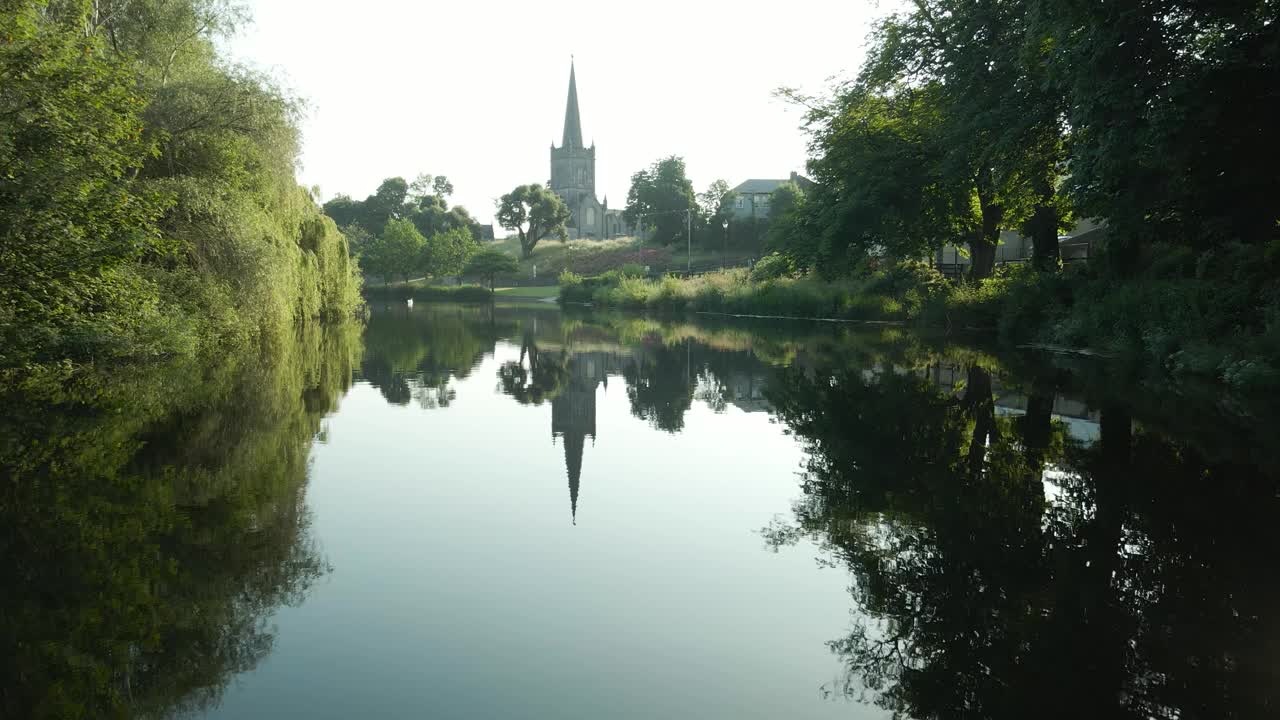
[520,228,534,259]
[969,172,1004,282]
[969,239,997,282]
[1029,175,1060,272]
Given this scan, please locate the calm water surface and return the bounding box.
[4,303,1279,719]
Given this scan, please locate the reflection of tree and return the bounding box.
[497,332,569,405]
[767,361,1280,719]
[623,343,696,432]
[0,322,358,719]
[360,305,504,407]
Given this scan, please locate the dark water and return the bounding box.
[3,303,1279,719]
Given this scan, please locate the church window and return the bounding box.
[585,207,596,226]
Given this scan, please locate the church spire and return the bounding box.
[562,58,584,150]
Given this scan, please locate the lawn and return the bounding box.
[492,285,560,299]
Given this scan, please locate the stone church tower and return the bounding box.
[549,61,628,239]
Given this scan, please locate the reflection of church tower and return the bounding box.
[552,354,611,524]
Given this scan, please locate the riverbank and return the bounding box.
[560,248,1280,392]
[363,283,494,303]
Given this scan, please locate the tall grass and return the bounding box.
[560,248,1280,391]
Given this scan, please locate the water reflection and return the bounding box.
[362,303,1280,718]
[359,303,509,408]
[0,323,359,719]
[765,358,1280,719]
[7,301,1278,719]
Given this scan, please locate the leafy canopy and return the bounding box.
[495,184,571,259]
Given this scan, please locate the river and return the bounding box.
[3,302,1277,719]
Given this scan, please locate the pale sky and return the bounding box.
[230,0,884,225]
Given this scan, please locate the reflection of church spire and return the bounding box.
[552,353,603,525]
[563,430,583,523]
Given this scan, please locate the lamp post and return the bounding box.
[686,208,692,274]
[721,217,729,269]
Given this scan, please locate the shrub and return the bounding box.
[750,252,794,281]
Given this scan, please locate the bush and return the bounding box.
[618,262,648,278]
[750,252,794,281]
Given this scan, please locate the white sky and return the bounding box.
[230,0,884,225]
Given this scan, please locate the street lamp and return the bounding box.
[721,217,729,269]
[686,208,692,274]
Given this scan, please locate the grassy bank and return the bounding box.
[559,264,945,321]
[487,235,755,279]
[561,247,1280,391]
[364,283,494,303]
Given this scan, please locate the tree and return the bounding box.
[762,182,809,260]
[324,174,480,251]
[364,218,426,283]
[768,182,803,222]
[697,179,733,221]
[1031,0,1279,273]
[323,195,364,230]
[0,4,166,365]
[421,227,478,281]
[624,156,697,246]
[788,0,1076,281]
[464,250,519,291]
[363,177,410,232]
[795,84,972,276]
[495,184,571,259]
[411,195,475,239]
[1,0,362,368]
[409,173,454,204]
[431,175,454,199]
[339,223,374,258]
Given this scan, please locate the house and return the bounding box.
[727,172,813,221]
[935,219,1108,272]
[475,224,495,242]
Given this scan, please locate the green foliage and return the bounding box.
[421,226,478,280]
[0,0,362,368]
[463,249,520,291]
[697,179,733,221]
[495,183,572,259]
[363,218,426,283]
[750,252,795,282]
[1037,0,1280,268]
[624,156,698,246]
[0,4,166,365]
[795,83,974,275]
[323,173,480,254]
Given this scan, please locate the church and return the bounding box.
[549,61,630,240]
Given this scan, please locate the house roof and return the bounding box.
[731,172,815,195]
[731,179,789,195]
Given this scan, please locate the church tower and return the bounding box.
[550,60,603,238]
